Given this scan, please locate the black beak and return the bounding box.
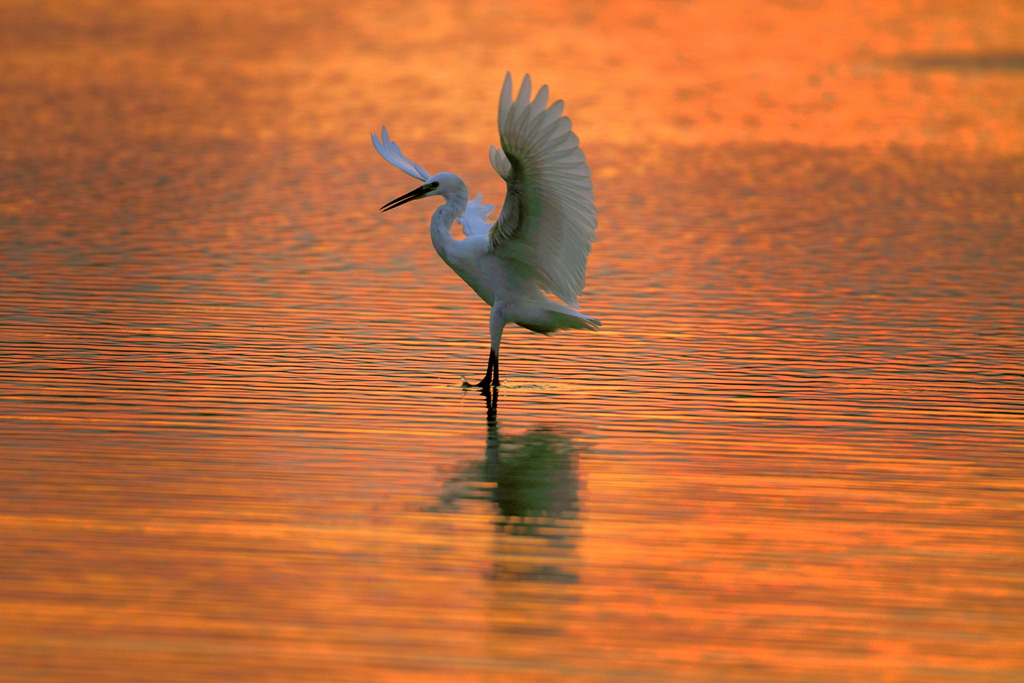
[380,185,431,212]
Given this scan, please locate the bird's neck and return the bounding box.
[429,179,469,262]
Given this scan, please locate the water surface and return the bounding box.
[1,1,1023,680]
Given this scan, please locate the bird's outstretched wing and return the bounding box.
[371,126,430,181]
[488,73,597,308]
[456,194,495,238]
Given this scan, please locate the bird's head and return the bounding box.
[380,173,460,212]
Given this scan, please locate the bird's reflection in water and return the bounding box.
[439,387,583,641]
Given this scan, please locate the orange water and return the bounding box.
[1,1,1023,680]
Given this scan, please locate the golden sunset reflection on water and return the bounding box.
[1,0,1023,680]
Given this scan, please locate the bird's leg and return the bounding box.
[474,306,505,387]
[474,349,498,387]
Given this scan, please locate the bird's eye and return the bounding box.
[431,182,440,189]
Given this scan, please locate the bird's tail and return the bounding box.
[517,299,601,334]
[572,311,602,331]
[551,299,601,332]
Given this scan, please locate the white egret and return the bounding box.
[372,73,600,387]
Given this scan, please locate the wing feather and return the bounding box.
[371,126,430,181]
[488,73,597,307]
[489,145,511,180]
[455,194,495,237]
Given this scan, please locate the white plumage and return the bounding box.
[455,194,494,238]
[372,73,600,387]
[372,126,430,181]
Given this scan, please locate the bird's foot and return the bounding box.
[462,377,498,388]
